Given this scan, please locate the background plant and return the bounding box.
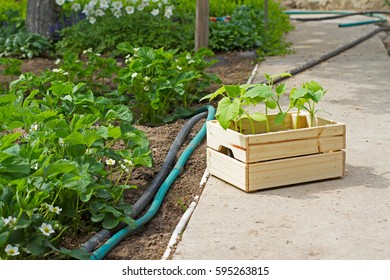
[0,0,292,58]
[0,58,22,93]
[56,0,176,25]
[56,7,194,55]
[0,0,28,22]
[209,4,292,55]
[0,8,51,59]
[117,44,220,124]
[55,0,292,56]
[0,32,51,59]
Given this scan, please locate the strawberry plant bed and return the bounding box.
[0,51,255,259]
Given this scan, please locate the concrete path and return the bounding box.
[173,14,390,259]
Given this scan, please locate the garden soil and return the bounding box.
[0,51,256,259]
[105,52,256,260]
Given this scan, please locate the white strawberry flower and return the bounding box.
[5,244,20,256]
[39,223,55,236]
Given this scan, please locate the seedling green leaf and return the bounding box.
[275,112,287,125]
[203,73,327,133]
[224,85,241,98]
[249,112,267,122]
[266,100,277,109]
[215,97,240,130]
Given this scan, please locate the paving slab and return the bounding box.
[173,14,390,260]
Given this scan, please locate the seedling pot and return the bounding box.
[206,112,346,192]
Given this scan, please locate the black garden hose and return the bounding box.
[257,26,390,85]
[81,111,208,252]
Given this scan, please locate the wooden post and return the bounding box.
[195,0,209,51]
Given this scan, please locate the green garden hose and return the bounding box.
[81,110,208,253]
[284,10,389,27]
[90,105,215,260]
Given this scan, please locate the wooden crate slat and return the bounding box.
[207,149,345,192]
[207,121,249,162]
[247,151,345,191]
[248,134,345,162]
[207,113,346,164]
[207,148,248,191]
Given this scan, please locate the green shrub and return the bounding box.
[0,5,51,59]
[56,0,292,56]
[179,0,264,16]
[56,9,194,56]
[0,32,51,59]
[0,0,28,21]
[209,3,293,55]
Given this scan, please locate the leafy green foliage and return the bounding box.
[0,31,51,59]
[0,58,22,93]
[56,9,194,56]
[0,1,27,22]
[0,78,152,259]
[56,0,292,57]
[201,84,269,133]
[8,47,219,125]
[202,73,327,133]
[209,4,292,54]
[179,0,263,16]
[0,6,51,59]
[117,45,220,124]
[289,80,326,126]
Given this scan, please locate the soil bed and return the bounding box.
[1,51,256,259]
[103,51,256,260]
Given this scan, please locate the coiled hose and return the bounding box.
[89,105,215,259]
[256,26,390,85]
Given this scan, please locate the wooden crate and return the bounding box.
[206,112,346,192]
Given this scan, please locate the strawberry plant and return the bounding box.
[117,44,220,124]
[0,81,151,259]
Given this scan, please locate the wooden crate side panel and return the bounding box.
[248,134,345,162]
[207,121,249,162]
[246,124,346,162]
[207,148,248,192]
[207,118,346,164]
[247,123,345,145]
[247,151,345,191]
